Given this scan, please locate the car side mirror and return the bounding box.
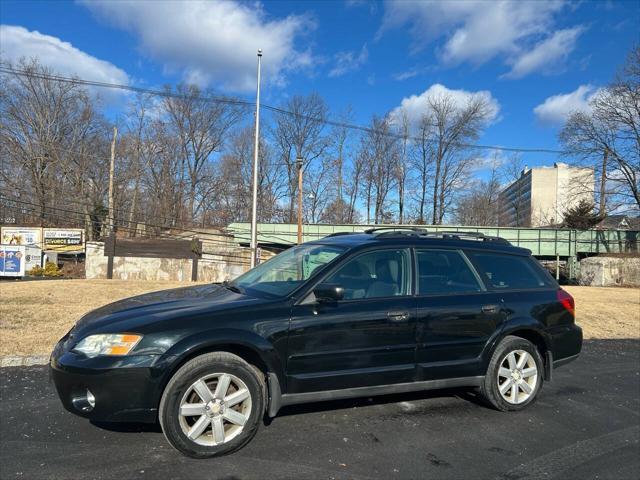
[313,283,344,303]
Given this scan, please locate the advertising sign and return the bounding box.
[43,228,84,252]
[0,227,42,247]
[0,246,25,276]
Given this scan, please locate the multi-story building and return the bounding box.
[498,162,594,227]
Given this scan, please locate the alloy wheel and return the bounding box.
[496,349,538,405]
[178,373,252,446]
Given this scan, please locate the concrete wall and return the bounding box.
[579,256,640,287]
[85,242,255,282]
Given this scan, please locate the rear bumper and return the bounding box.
[50,346,165,423]
[549,323,583,368]
[554,353,579,368]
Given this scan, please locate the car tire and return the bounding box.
[479,335,544,412]
[159,352,266,458]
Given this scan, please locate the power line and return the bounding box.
[0,65,564,155]
[1,204,256,266]
[2,196,287,258]
[0,65,253,109]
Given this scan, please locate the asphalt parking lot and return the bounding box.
[1,339,639,480]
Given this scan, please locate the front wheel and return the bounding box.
[479,336,544,411]
[159,352,265,458]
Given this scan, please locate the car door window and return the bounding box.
[325,249,410,299]
[416,249,482,295]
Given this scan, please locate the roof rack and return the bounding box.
[364,227,511,245]
[324,231,359,238]
[364,226,425,234]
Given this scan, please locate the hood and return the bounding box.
[73,283,262,335]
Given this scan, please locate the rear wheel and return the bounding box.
[159,352,265,458]
[479,336,543,411]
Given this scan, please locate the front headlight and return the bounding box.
[73,334,142,357]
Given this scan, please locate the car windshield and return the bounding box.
[229,244,347,298]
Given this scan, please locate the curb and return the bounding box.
[0,355,49,367]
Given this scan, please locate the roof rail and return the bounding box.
[433,231,510,245]
[363,226,426,234]
[324,231,359,238]
[364,227,511,245]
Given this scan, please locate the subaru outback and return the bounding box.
[50,228,582,458]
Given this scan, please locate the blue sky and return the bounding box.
[1,0,638,169]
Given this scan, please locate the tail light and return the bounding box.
[557,289,575,317]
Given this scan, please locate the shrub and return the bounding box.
[43,261,63,277]
[27,265,45,276]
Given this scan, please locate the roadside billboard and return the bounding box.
[0,245,23,275]
[0,245,42,277]
[43,228,84,252]
[0,227,42,247]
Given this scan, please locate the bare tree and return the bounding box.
[304,157,334,223]
[396,111,410,224]
[323,108,353,224]
[0,59,108,233]
[423,95,494,224]
[216,126,285,225]
[120,93,156,236]
[454,156,502,226]
[163,84,244,223]
[345,147,365,224]
[359,115,398,224]
[410,114,436,224]
[560,46,640,213]
[272,94,329,222]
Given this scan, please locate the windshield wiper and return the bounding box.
[222,280,244,294]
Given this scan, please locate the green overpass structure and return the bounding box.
[227,223,639,280]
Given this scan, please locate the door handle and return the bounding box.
[481,304,500,314]
[387,311,410,322]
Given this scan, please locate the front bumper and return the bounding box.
[50,339,166,423]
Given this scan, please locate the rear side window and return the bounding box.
[416,249,482,295]
[469,253,553,290]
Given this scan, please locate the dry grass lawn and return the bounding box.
[0,279,198,356]
[0,280,638,356]
[564,286,640,340]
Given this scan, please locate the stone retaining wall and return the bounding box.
[579,256,640,287]
[85,241,260,282]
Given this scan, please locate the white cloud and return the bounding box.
[393,69,419,81]
[533,84,601,125]
[80,0,312,92]
[0,25,129,87]
[380,0,582,78]
[328,45,368,77]
[390,83,500,129]
[505,27,584,78]
[345,0,378,14]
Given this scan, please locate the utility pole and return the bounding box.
[599,147,608,216]
[108,126,118,233]
[297,156,303,244]
[250,49,262,268]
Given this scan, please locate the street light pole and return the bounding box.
[108,126,118,234]
[297,156,303,244]
[250,49,262,268]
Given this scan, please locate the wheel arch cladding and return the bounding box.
[156,330,284,408]
[506,329,549,357]
[483,320,551,370]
